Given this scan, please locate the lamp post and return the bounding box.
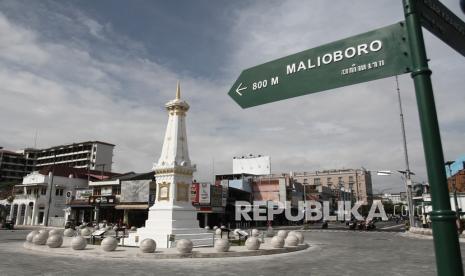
[376,170,415,227]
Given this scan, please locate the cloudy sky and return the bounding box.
[1,0,464,193]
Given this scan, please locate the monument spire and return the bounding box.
[176,81,181,100]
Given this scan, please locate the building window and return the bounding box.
[314,178,321,185]
[113,187,121,195]
[41,188,46,195]
[94,187,101,196]
[327,177,332,184]
[303,178,308,184]
[55,188,64,196]
[27,189,32,195]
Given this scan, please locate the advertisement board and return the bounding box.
[220,180,228,207]
[120,180,150,203]
[233,156,271,175]
[75,189,93,200]
[199,183,211,205]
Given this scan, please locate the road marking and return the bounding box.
[380,224,405,230]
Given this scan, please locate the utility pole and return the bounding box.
[395,75,415,229]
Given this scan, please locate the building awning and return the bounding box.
[114,204,148,210]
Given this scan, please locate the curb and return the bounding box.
[23,242,310,259]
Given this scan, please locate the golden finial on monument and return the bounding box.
[176,81,181,100]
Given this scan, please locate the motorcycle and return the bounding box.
[365,220,376,230]
[348,220,356,230]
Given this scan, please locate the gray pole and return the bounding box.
[395,76,415,228]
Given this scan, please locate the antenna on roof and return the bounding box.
[34,129,38,148]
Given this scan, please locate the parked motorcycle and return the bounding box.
[365,220,376,231]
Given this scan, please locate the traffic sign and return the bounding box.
[228,22,411,108]
[417,0,465,57]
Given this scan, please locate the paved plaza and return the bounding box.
[1,229,465,275]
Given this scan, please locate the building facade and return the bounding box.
[291,168,373,204]
[9,166,88,226]
[0,148,35,182]
[0,141,114,183]
[33,141,114,171]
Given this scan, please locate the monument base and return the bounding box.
[122,205,213,248]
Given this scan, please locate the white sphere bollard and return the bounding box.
[71,236,87,250]
[32,232,48,245]
[105,226,112,231]
[220,225,225,229]
[130,226,137,231]
[251,229,260,237]
[80,228,92,236]
[139,239,156,253]
[79,224,87,229]
[277,230,288,239]
[289,231,304,244]
[271,236,285,248]
[101,237,118,252]
[26,230,39,243]
[205,226,210,230]
[213,226,218,230]
[285,234,299,247]
[215,228,222,236]
[63,228,75,237]
[245,237,261,250]
[176,239,193,253]
[112,226,119,231]
[214,239,230,252]
[49,229,62,236]
[46,234,63,248]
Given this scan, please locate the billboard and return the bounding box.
[199,183,211,205]
[120,180,151,203]
[75,189,93,200]
[233,155,271,175]
[220,180,228,207]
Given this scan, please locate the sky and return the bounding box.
[1,0,464,193]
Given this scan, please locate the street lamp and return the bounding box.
[376,170,416,228]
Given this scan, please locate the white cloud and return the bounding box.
[0,0,464,194]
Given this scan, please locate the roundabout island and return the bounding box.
[22,228,310,260]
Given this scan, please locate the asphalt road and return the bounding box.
[0,228,463,276]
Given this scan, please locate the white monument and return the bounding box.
[125,83,212,248]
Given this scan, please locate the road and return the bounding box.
[0,228,463,275]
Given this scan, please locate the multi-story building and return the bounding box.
[0,148,35,182]
[0,141,114,183]
[291,168,373,204]
[34,141,114,171]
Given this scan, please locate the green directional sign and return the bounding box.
[417,0,465,57]
[228,22,411,108]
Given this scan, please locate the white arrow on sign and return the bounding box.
[235,82,247,96]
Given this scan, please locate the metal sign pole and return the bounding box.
[403,0,463,275]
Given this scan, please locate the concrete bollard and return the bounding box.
[214,239,230,252]
[71,236,87,250]
[139,239,156,253]
[176,239,193,254]
[245,237,261,250]
[271,236,285,248]
[46,235,63,248]
[101,237,118,252]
